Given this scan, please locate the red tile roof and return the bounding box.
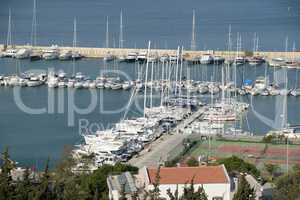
[147,165,229,185]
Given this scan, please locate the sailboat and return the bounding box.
[71,18,82,60]
[103,17,114,62]
[3,9,17,58]
[283,42,298,69]
[233,33,246,66]
[291,60,300,96]
[248,33,265,66]
[29,0,43,61]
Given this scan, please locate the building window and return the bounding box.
[212,197,223,200]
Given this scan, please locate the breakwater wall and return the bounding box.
[1,44,299,60]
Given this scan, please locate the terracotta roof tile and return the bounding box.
[147,165,228,185]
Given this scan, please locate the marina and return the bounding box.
[1,49,300,168]
[0,0,300,171]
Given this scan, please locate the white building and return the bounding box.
[139,165,230,200]
[107,172,137,200]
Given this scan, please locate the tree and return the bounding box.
[262,135,274,143]
[186,157,199,167]
[167,185,179,200]
[273,169,300,200]
[13,167,33,200]
[0,147,14,200]
[292,164,300,172]
[264,163,279,181]
[233,175,255,200]
[148,166,164,200]
[181,179,208,200]
[217,156,260,178]
[32,157,53,200]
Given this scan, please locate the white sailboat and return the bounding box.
[3,9,17,58]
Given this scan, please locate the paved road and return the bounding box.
[128,108,205,168]
[128,133,188,168]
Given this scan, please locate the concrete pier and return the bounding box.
[1,44,300,60]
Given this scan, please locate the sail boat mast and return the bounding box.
[7,8,12,47]
[105,16,109,48]
[119,10,124,48]
[31,0,37,46]
[143,41,151,117]
[72,18,77,76]
[190,10,196,51]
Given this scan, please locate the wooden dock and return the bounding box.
[1,44,300,60]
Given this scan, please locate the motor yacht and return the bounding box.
[247,56,265,66]
[30,52,42,61]
[125,52,137,62]
[254,76,268,90]
[111,82,123,90]
[96,81,105,89]
[159,55,169,63]
[59,50,72,60]
[47,73,58,88]
[137,51,147,62]
[103,52,115,62]
[122,81,132,90]
[268,58,285,67]
[89,81,96,89]
[67,79,75,88]
[200,54,213,64]
[15,48,32,59]
[27,76,43,87]
[72,51,83,60]
[233,56,246,66]
[213,56,225,64]
[291,88,300,97]
[3,49,17,58]
[42,46,59,60]
[57,70,67,79]
[57,81,66,88]
[74,81,83,89]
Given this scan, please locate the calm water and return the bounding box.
[0,0,300,50]
[0,0,300,169]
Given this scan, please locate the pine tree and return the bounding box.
[33,157,52,200]
[233,175,256,200]
[93,187,100,200]
[167,185,179,200]
[13,167,33,200]
[0,147,14,200]
[148,166,163,200]
[181,179,208,200]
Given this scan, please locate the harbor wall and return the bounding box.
[1,44,300,60]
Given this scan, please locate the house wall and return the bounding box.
[109,190,119,200]
[147,183,230,200]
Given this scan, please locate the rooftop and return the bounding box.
[147,165,229,185]
[107,172,137,194]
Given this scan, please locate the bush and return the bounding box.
[217,156,260,178]
[186,157,199,167]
